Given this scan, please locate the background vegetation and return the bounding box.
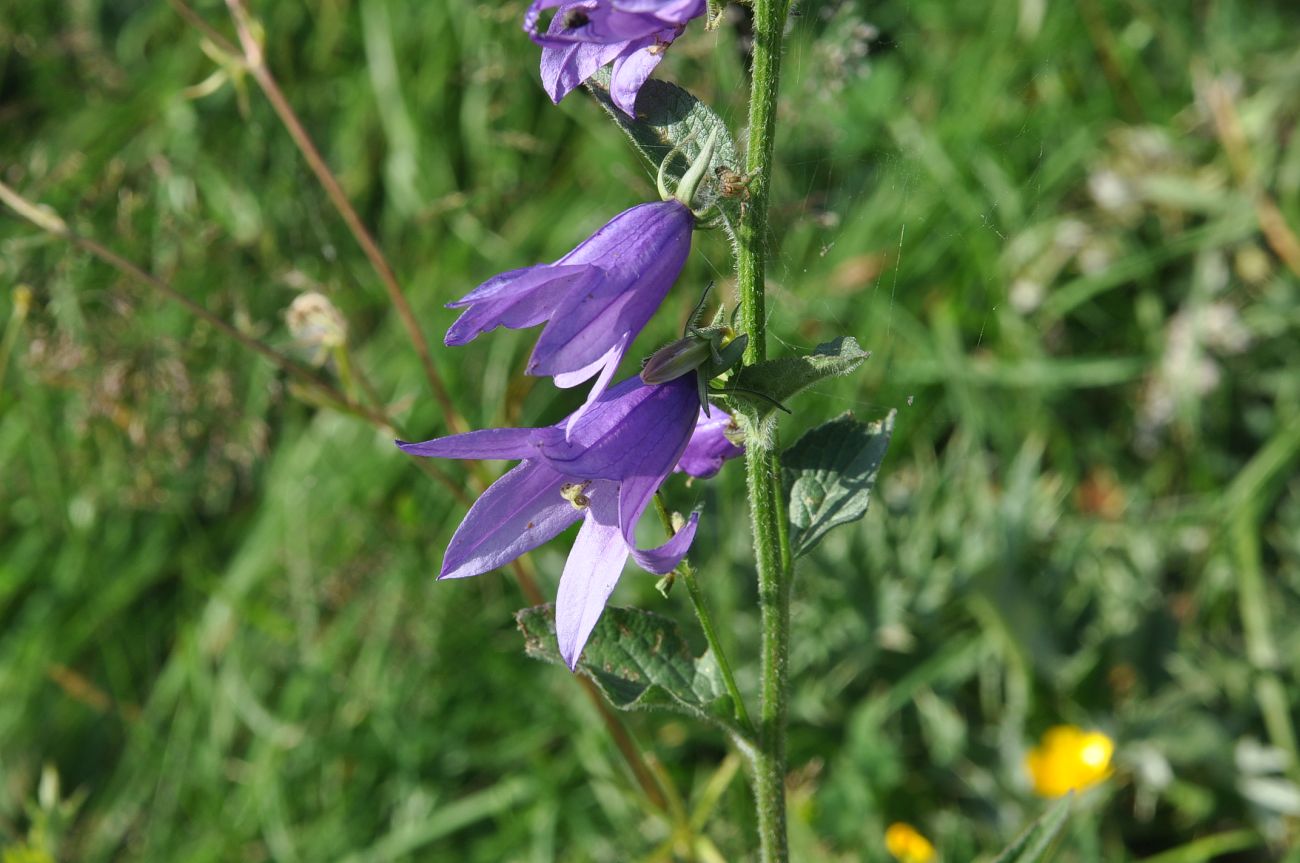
[3,0,1300,859]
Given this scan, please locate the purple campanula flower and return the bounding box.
[524,0,706,115]
[675,409,744,479]
[445,199,694,433]
[397,375,743,668]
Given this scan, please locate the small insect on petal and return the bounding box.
[559,481,593,510]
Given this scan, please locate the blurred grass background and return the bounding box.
[3,0,1300,860]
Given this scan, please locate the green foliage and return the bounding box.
[2,1,1299,861]
[784,410,895,558]
[585,69,744,239]
[517,605,743,736]
[726,336,871,444]
[989,796,1071,863]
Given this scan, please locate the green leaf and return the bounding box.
[721,337,871,445]
[988,796,1072,863]
[783,410,895,558]
[585,69,742,240]
[516,605,739,733]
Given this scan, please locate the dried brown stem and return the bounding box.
[507,556,669,811]
[0,179,474,503]
[218,0,467,435]
[1078,0,1143,122]
[1202,73,1300,278]
[164,0,674,816]
[166,0,239,56]
[1,180,377,424]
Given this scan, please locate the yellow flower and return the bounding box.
[1025,725,1115,798]
[885,822,936,863]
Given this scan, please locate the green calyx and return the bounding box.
[641,283,749,415]
[657,127,720,217]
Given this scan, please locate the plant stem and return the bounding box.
[653,496,754,738]
[737,1,792,860]
[0,179,389,430]
[217,0,467,435]
[0,171,673,821]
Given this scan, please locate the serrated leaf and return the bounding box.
[988,796,1071,863]
[585,70,742,240]
[783,410,895,558]
[516,604,739,733]
[721,337,871,445]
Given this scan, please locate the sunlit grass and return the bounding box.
[2,1,1298,860]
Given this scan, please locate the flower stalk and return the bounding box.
[736,0,794,860]
[653,495,754,738]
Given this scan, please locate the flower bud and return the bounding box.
[641,334,713,385]
[670,128,720,212]
[286,291,346,366]
[641,324,741,386]
[655,572,675,598]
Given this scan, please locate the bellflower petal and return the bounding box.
[396,427,557,461]
[525,0,703,114]
[530,202,691,372]
[551,336,626,389]
[676,409,744,478]
[614,0,703,14]
[539,37,632,104]
[446,201,692,417]
[528,201,692,411]
[555,482,629,668]
[609,44,663,116]
[556,334,630,437]
[617,470,668,543]
[399,375,717,669]
[531,0,687,46]
[440,461,583,580]
[628,510,698,573]
[536,375,697,480]
[445,264,600,347]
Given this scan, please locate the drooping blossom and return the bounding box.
[445,199,693,432]
[675,409,743,478]
[396,375,743,668]
[524,0,706,115]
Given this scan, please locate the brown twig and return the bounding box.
[1077,0,1143,122]
[0,179,473,503]
[166,0,239,55]
[163,0,674,815]
[48,664,141,723]
[508,555,668,811]
[0,180,381,424]
[214,0,466,435]
[1201,72,1300,278]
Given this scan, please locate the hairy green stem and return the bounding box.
[737,1,792,860]
[653,495,754,738]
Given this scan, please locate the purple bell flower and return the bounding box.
[524,0,706,115]
[396,375,742,668]
[445,199,694,433]
[675,409,744,479]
